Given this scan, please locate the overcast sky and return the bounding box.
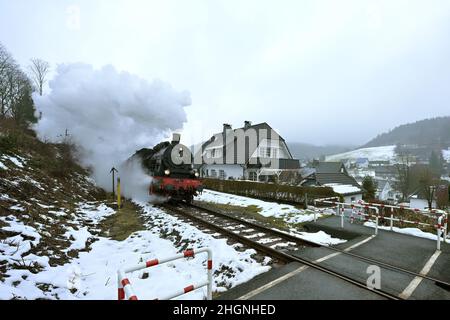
[1,0,450,147]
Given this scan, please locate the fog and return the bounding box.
[1,0,450,146]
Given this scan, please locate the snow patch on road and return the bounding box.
[364,222,440,241]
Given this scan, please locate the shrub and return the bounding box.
[202,178,336,204]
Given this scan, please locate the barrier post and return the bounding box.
[340,204,344,228]
[375,215,379,236]
[117,177,121,210]
[444,214,448,243]
[390,208,394,231]
[437,215,443,251]
[118,248,213,300]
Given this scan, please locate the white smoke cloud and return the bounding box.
[33,63,191,200]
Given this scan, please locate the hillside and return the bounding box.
[288,142,354,160]
[363,116,450,148]
[0,121,273,299]
[325,145,396,162]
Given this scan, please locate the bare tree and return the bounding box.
[28,58,50,96]
[418,167,439,210]
[0,43,37,125]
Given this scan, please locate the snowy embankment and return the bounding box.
[195,189,344,246]
[196,189,333,224]
[0,200,270,300]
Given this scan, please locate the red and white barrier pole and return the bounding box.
[117,247,213,300]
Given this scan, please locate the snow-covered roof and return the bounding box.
[323,183,362,195]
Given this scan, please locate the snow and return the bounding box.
[196,189,328,224]
[64,227,92,251]
[443,149,450,162]
[0,201,272,300]
[364,222,440,241]
[326,145,396,162]
[1,155,25,168]
[0,161,7,170]
[292,230,347,246]
[323,183,361,195]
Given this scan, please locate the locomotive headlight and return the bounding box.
[164,169,170,176]
[195,172,199,177]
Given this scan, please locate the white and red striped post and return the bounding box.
[117,247,213,300]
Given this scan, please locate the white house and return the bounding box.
[375,180,402,203]
[198,122,300,181]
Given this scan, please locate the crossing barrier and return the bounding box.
[314,198,448,250]
[117,247,213,300]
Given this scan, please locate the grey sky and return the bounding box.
[1,0,450,147]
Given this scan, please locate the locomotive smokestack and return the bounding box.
[172,133,181,145]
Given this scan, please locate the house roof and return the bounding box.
[198,122,296,166]
[314,161,347,174]
[315,172,361,188]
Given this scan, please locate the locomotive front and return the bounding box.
[149,134,203,203]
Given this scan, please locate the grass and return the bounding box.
[98,201,146,241]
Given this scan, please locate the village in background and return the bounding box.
[196,119,450,210]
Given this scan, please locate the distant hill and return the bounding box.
[325,145,396,162]
[288,142,354,161]
[363,116,450,149]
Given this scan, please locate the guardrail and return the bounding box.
[117,248,213,300]
[314,198,447,250]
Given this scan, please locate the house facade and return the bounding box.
[198,121,300,182]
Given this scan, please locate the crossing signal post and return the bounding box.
[110,167,118,198]
[117,177,121,210]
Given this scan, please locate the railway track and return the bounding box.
[161,202,404,300]
[190,203,450,291]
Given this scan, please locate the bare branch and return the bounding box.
[28,58,50,96]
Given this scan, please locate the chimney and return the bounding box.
[223,123,232,133]
[244,121,252,129]
[172,133,181,145]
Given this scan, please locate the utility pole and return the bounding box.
[110,167,118,198]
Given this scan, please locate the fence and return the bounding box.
[117,248,213,300]
[314,199,448,251]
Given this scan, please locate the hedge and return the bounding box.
[201,179,337,205]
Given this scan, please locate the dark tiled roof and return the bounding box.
[315,173,361,188]
[314,162,347,174]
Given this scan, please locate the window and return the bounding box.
[211,149,215,158]
[210,169,217,178]
[249,172,257,181]
[351,197,356,202]
[219,170,226,180]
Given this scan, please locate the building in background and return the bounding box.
[197,121,300,182]
[300,161,363,203]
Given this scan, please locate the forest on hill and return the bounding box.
[363,116,450,149]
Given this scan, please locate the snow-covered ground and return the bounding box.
[196,189,334,224]
[443,149,450,162]
[0,201,271,300]
[326,145,396,162]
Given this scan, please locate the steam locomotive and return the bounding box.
[130,133,203,203]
